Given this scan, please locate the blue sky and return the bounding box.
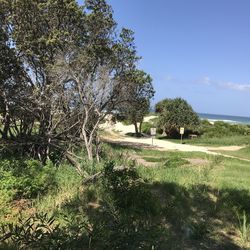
[79,0,250,117]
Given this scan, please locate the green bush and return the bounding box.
[199,120,250,138]
[103,161,158,215]
[79,161,165,249]
[156,98,200,138]
[0,159,57,199]
[141,121,152,134]
[0,213,78,249]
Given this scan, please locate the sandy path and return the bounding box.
[101,118,216,155]
[101,116,248,161]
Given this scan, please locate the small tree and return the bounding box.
[118,70,154,136]
[156,98,200,137]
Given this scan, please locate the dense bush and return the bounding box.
[141,121,152,134]
[156,98,200,138]
[0,159,56,200]
[82,161,165,249]
[0,161,166,249]
[199,120,250,138]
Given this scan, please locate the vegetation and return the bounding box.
[1,0,250,249]
[162,120,250,146]
[117,70,155,136]
[1,146,250,249]
[199,120,250,138]
[0,0,154,164]
[156,98,200,138]
[214,146,250,160]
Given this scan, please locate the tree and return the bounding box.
[118,70,154,136]
[156,98,200,137]
[0,1,31,140]
[0,0,153,167]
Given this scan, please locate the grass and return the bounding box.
[161,135,250,147]
[134,149,250,248]
[137,148,250,191]
[34,164,82,217]
[1,144,250,249]
[214,146,250,160]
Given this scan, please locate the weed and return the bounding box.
[236,210,250,244]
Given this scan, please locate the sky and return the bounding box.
[79,0,250,117]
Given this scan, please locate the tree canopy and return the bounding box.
[0,0,154,165]
[117,69,154,135]
[156,98,200,137]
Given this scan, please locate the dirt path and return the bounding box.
[101,117,250,161]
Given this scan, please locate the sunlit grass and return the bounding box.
[163,135,250,146]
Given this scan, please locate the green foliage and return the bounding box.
[156,98,200,138]
[0,159,56,200]
[155,99,171,113]
[81,161,164,249]
[103,161,157,215]
[1,148,250,249]
[199,120,250,138]
[141,121,152,134]
[118,69,155,135]
[0,161,165,249]
[0,213,90,250]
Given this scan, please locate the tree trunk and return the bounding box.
[81,128,93,161]
[95,135,100,162]
[139,121,142,134]
[134,122,139,136]
[2,93,10,139]
[2,114,10,139]
[87,143,93,161]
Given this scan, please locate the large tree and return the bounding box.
[0,1,31,140]
[0,0,153,168]
[156,98,200,137]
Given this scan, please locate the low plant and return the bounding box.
[0,159,56,199]
[236,210,250,244]
[0,213,90,249]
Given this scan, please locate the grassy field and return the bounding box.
[161,135,250,147]
[214,146,250,160]
[1,143,250,249]
[136,149,250,248]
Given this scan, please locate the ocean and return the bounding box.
[198,113,250,125]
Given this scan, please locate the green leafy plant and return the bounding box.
[0,159,56,199]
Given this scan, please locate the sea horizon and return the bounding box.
[198,112,250,125]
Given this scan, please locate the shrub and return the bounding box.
[200,120,250,138]
[0,213,76,249]
[141,121,152,134]
[156,98,200,138]
[0,159,57,199]
[81,161,165,249]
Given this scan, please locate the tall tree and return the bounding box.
[0,1,30,140]
[0,0,154,169]
[6,0,87,160]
